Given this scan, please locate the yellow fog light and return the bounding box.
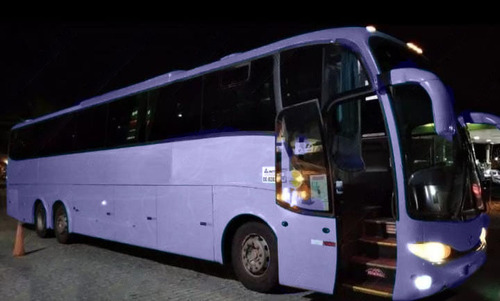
[408,242,451,264]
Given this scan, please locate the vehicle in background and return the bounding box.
[491,170,500,184]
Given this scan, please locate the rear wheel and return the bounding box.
[54,205,71,244]
[231,222,278,293]
[35,203,48,238]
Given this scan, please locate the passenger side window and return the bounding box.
[107,95,144,147]
[75,104,108,151]
[10,115,76,159]
[37,115,76,156]
[9,127,33,160]
[280,46,323,107]
[202,56,275,132]
[146,77,202,141]
[280,44,369,108]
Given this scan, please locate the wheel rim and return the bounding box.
[56,212,67,234]
[241,233,270,276]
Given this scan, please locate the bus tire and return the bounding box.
[231,222,278,293]
[35,203,49,238]
[54,205,72,244]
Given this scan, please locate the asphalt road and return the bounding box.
[1,188,499,301]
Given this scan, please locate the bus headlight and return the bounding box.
[408,242,451,264]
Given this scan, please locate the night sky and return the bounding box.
[2,21,500,153]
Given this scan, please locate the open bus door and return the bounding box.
[275,100,338,294]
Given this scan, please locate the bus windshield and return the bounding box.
[389,84,484,221]
[369,36,434,73]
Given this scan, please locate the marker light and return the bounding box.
[480,227,487,246]
[366,26,377,33]
[406,42,423,54]
[472,183,482,200]
[414,275,432,290]
[408,242,451,264]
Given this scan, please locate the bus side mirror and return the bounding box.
[379,68,456,140]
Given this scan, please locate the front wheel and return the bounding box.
[231,222,279,293]
[54,205,72,244]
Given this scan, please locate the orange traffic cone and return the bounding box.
[13,221,25,257]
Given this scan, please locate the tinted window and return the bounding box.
[369,36,433,73]
[107,95,144,147]
[361,97,387,135]
[280,46,323,107]
[10,126,37,159]
[220,64,250,88]
[37,115,76,156]
[281,45,369,108]
[146,77,202,141]
[10,114,77,159]
[202,56,275,132]
[75,104,108,151]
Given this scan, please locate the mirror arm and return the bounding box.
[376,72,391,93]
[379,68,456,141]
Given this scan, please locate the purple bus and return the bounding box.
[6,27,497,300]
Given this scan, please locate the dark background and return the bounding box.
[2,20,500,154]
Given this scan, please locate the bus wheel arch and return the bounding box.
[34,200,49,238]
[223,215,279,293]
[52,201,72,244]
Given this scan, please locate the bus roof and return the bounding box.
[13,27,385,130]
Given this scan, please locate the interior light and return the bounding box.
[291,169,304,188]
[408,242,451,264]
[414,275,432,290]
[366,26,377,33]
[282,188,291,203]
[406,42,423,54]
[473,136,480,140]
[486,139,492,143]
[291,190,298,207]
